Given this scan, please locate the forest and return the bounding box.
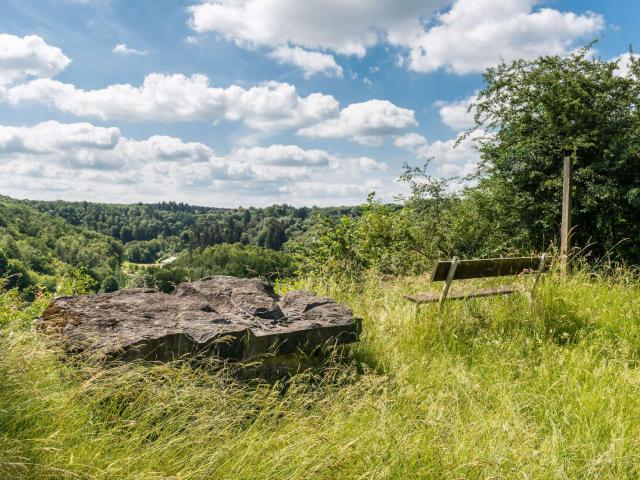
[0,195,356,295]
[4,49,640,479]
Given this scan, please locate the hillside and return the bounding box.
[26,198,361,256]
[0,196,124,293]
[0,196,362,294]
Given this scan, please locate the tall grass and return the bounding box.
[2,268,640,479]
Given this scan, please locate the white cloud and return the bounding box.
[228,144,388,175]
[188,0,604,76]
[437,93,477,131]
[298,99,417,145]
[612,52,638,77]
[3,74,417,140]
[278,179,384,199]
[395,130,485,177]
[405,0,604,74]
[188,0,449,57]
[0,121,119,153]
[394,132,429,150]
[112,43,148,56]
[0,121,391,206]
[0,34,70,85]
[344,156,389,173]
[0,121,215,170]
[4,74,340,131]
[268,46,343,78]
[228,144,333,166]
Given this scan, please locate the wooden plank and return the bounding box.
[406,285,519,304]
[431,256,546,281]
[405,292,439,304]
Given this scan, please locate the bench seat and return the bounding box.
[405,285,520,305]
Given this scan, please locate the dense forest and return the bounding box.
[27,199,359,256]
[0,197,124,294]
[0,195,356,295]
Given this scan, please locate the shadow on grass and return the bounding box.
[532,293,591,345]
[421,291,591,351]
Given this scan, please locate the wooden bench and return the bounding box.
[406,254,548,310]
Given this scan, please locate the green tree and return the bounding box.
[4,259,31,290]
[101,275,119,293]
[150,267,186,293]
[0,250,7,276]
[473,47,640,261]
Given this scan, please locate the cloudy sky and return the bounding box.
[0,0,636,206]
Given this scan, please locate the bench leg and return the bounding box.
[528,253,547,304]
[438,256,459,312]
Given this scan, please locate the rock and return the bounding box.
[37,276,361,363]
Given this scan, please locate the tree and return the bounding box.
[4,259,31,290]
[150,267,186,293]
[0,250,7,276]
[473,47,640,261]
[101,275,119,293]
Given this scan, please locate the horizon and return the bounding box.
[2,192,363,210]
[1,0,638,208]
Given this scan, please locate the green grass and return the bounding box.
[2,269,640,479]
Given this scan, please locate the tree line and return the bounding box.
[28,200,359,261]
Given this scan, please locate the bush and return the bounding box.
[148,267,186,293]
[56,268,98,295]
[172,243,294,281]
[101,275,119,293]
[4,259,32,290]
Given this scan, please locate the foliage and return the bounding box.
[147,267,188,293]
[472,47,640,261]
[127,268,157,290]
[125,238,174,263]
[101,275,119,293]
[27,199,360,254]
[2,196,361,293]
[172,243,295,283]
[294,194,430,280]
[122,243,294,292]
[56,268,99,296]
[296,164,533,281]
[0,196,123,294]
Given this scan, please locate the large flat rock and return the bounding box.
[37,276,361,362]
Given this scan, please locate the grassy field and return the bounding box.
[2,269,640,479]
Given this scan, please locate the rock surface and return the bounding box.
[37,276,361,362]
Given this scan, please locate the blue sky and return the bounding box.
[0,0,637,206]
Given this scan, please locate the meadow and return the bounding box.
[2,266,640,479]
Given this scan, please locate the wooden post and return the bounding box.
[560,156,573,276]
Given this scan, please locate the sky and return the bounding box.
[0,0,637,207]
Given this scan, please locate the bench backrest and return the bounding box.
[431,256,548,282]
